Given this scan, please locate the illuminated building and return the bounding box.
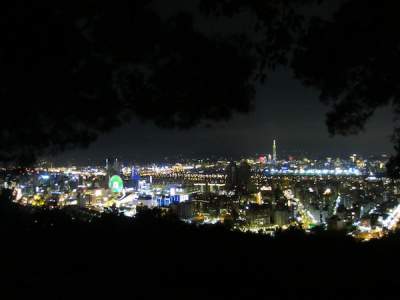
[225,162,238,191]
[3,152,398,238]
[137,194,157,208]
[131,167,140,190]
[106,157,120,181]
[170,201,199,220]
[246,204,271,226]
[327,215,346,231]
[273,209,289,226]
[273,140,277,162]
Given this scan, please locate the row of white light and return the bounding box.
[267,168,361,176]
[381,204,400,230]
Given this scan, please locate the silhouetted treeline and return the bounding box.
[1,189,399,299]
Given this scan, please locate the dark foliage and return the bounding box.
[1,0,399,174]
[0,1,258,164]
[202,0,400,176]
[292,0,400,175]
[1,190,399,299]
[0,0,334,165]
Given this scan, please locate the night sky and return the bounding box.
[54,68,393,165]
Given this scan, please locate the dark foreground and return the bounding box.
[1,190,398,300]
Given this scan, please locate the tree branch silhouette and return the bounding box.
[1,0,398,175]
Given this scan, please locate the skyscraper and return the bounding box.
[273,140,277,162]
[131,166,140,190]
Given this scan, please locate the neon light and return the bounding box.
[109,175,124,193]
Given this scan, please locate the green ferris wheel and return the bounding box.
[108,175,124,193]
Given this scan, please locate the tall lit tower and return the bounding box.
[272,140,277,162]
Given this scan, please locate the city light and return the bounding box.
[2,150,395,241]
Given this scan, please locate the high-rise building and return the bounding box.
[225,162,238,191]
[105,158,120,180]
[131,166,141,190]
[113,158,119,171]
[272,140,277,162]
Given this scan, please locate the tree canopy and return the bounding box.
[1,0,398,172]
[0,1,258,164]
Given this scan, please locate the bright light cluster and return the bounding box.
[381,204,400,230]
[265,168,362,176]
